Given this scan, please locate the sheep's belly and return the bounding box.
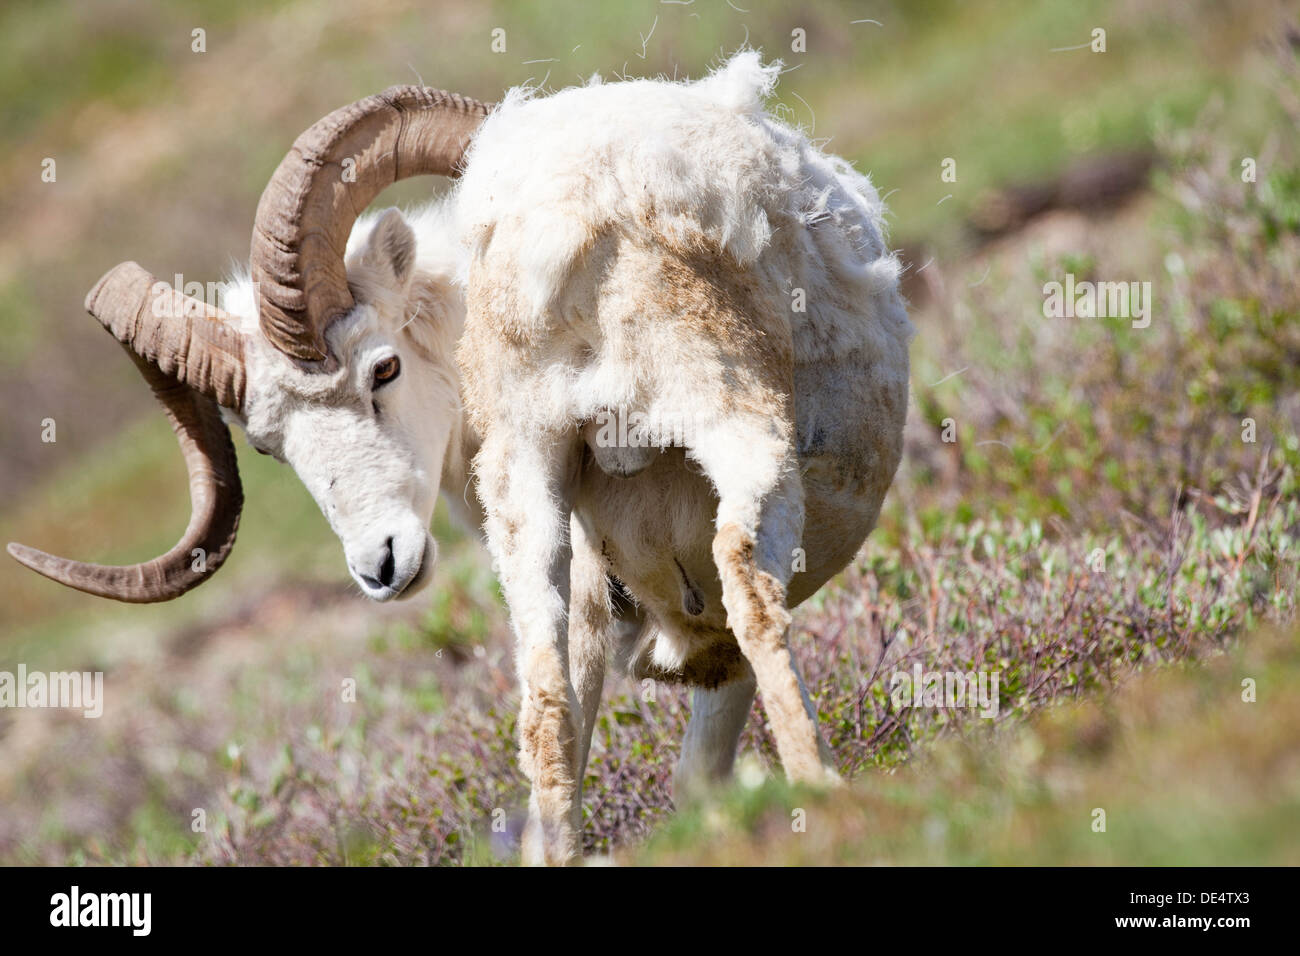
[573,443,883,687]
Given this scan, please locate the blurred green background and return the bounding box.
[0,0,1296,865]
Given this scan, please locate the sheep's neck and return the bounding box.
[438,405,485,536]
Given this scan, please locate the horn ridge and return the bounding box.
[84,261,247,412]
[7,265,247,602]
[250,85,491,364]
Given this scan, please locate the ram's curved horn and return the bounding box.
[7,262,245,602]
[251,85,491,364]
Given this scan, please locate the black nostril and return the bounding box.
[378,537,396,588]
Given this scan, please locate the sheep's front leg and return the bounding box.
[568,515,610,790]
[476,430,584,866]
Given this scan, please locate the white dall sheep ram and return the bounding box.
[10,53,912,866]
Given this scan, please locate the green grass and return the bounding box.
[639,625,1300,865]
[0,0,293,137]
[0,279,40,370]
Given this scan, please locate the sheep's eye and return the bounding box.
[372,356,401,388]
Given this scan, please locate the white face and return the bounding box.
[231,209,463,602]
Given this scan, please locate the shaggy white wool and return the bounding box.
[453,50,907,348]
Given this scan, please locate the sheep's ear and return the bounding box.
[365,208,417,290]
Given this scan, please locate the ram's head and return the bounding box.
[8,86,490,603]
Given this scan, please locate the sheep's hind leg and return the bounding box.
[475,428,585,866]
[690,420,841,786]
[673,668,757,801]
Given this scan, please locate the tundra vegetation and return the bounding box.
[0,0,1297,864]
